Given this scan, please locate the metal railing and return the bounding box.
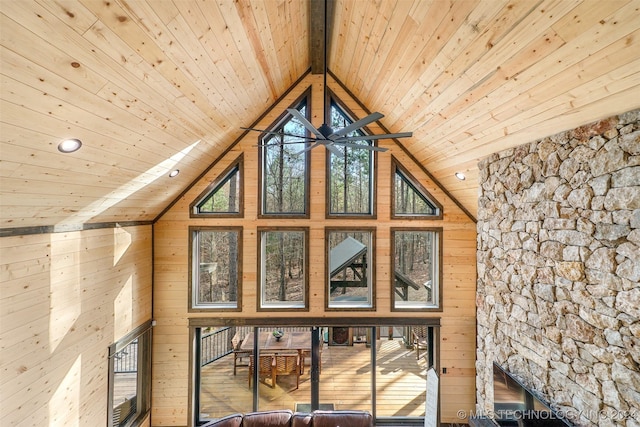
[200,326,311,366]
[201,326,251,366]
[114,339,138,373]
[201,328,232,366]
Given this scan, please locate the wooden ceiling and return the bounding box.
[1,0,639,230]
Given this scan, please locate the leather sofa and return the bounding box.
[201,409,373,427]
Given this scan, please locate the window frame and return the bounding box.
[391,157,443,220]
[190,154,244,218]
[390,227,443,311]
[325,94,378,219]
[258,89,312,219]
[108,321,152,427]
[325,227,376,311]
[189,226,243,312]
[257,227,310,311]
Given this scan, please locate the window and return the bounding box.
[258,228,309,310]
[391,228,442,310]
[326,228,375,309]
[190,227,242,311]
[108,322,151,427]
[259,94,310,217]
[327,100,375,217]
[190,155,243,217]
[391,158,442,219]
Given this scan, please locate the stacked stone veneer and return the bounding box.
[476,109,640,427]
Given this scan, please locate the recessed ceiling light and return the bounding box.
[58,138,82,153]
[169,169,180,178]
[454,172,466,180]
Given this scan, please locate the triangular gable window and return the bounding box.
[391,157,442,219]
[190,154,243,217]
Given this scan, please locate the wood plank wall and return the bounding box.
[0,225,153,427]
[153,73,477,425]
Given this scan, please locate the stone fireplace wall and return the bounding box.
[476,109,639,427]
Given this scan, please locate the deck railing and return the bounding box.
[200,326,313,366]
[200,326,251,366]
[201,328,232,366]
[114,339,138,373]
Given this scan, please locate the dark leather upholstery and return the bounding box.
[202,409,372,427]
[311,410,373,427]
[290,412,312,427]
[242,410,293,427]
[202,413,243,427]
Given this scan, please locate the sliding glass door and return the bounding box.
[193,323,438,426]
[374,326,438,423]
[196,326,253,418]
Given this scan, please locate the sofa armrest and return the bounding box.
[311,410,373,427]
[200,413,243,427]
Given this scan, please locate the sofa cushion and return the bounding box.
[201,413,243,427]
[311,410,373,427]
[291,412,312,427]
[242,409,293,427]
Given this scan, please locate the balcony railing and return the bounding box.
[200,326,313,366]
[201,326,252,366]
[114,339,138,373]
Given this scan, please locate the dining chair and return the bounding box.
[248,354,276,388]
[301,339,322,375]
[412,326,428,359]
[274,353,302,390]
[232,333,250,375]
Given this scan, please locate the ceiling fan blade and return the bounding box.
[293,141,323,155]
[336,132,413,142]
[332,141,388,152]
[241,127,315,140]
[286,109,324,139]
[256,140,318,147]
[325,143,344,156]
[328,112,384,139]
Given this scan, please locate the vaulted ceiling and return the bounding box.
[2,0,639,230]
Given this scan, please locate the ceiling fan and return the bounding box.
[241,0,412,156]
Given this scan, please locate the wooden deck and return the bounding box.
[199,338,429,420]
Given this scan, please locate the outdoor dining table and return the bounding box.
[240,331,311,356]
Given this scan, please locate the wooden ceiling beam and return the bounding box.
[310,0,334,74]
